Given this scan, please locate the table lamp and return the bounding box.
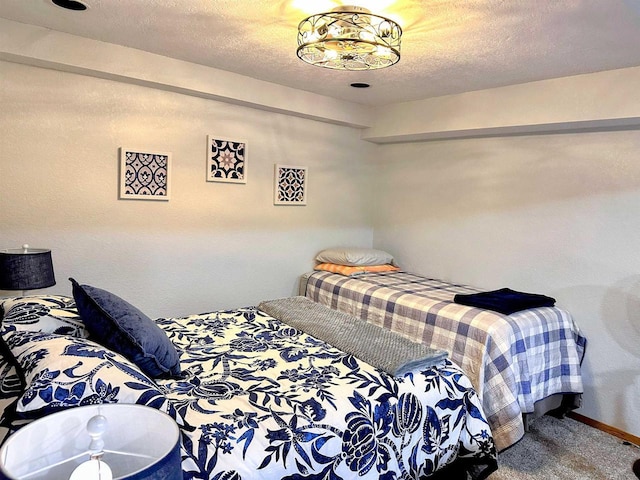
[0,244,56,295]
[0,404,182,480]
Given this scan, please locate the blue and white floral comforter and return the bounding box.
[155,307,497,479]
[0,297,496,479]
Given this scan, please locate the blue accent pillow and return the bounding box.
[4,331,171,418]
[70,279,181,379]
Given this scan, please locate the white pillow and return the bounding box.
[315,247,395,266]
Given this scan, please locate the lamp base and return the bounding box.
[69,459,113,480]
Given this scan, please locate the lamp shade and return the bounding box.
[0,245,56,291]
[0,404,182,480]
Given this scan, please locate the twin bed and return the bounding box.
[303,268,587,452]
[0,289,497,479]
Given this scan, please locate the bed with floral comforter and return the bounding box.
[0,294,497,479]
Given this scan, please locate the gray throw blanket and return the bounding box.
[258,296,448,377]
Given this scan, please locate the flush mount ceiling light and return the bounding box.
[297,5,402,71]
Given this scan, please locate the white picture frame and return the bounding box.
[119,147,171,201]
[206,136,247,184]
[274,164,307,206]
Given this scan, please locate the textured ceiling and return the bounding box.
[2,0,640,106]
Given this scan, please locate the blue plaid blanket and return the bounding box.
[306,271,587,451]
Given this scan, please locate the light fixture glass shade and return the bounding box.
[297,5,402,70]
[0,245,56,291]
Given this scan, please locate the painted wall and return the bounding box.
[363,66,640,143]
[368,65,640,439]
[371,129,640,439]
[0,18,373,128]
[0,60,375,317]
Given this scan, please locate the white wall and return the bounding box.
[369,70,640,438]
[0,60,375,317]
[363,66,640,143]
[0,18,374,129]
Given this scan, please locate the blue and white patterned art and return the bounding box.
[207,136,247,184]
[119,148,171,200]
[274,164,307,205]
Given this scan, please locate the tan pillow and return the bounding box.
[314,263,400,276]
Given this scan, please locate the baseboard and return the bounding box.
[568,412,640,447]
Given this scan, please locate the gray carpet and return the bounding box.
[488,415,640,479]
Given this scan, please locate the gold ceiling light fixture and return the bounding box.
[296,5,402,71]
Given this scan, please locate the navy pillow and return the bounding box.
[70,278,181,379]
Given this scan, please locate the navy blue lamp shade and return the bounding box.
[0,245,56,291]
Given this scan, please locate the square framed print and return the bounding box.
[274,164,307,206]
[207,136,247,184]
[119,148,171,201]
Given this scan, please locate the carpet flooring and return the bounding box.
[487,415,640,479]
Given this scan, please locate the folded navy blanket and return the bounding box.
[453,288,556,315]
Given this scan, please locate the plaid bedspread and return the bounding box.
[305,270,587,451]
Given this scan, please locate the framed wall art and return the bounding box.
[119,147,171,201]
[274,164,307,206]
[207,136,247,184]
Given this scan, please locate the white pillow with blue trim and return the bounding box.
[0,295,88,338]
[4,330,171,418]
